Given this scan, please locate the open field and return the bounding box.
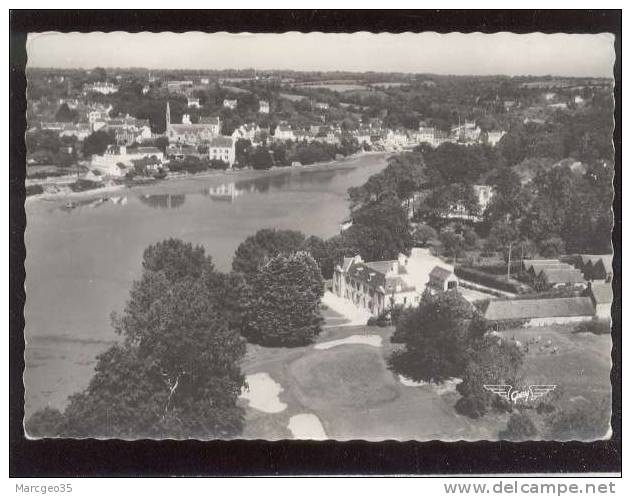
[221,85,251,94]
[239,319,502,441]
[506,324,612,410]
[370,82,410,88]
[279,92,308,102]
[344,89,389,99]
[294,83,370,92]
[238,312,612,441]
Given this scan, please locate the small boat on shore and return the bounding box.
[64,201,76,210]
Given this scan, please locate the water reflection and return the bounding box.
[202,182,260,202]
[59,195,128,213]
[235,167,352,194]
[138,193,186,209]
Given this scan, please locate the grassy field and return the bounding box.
[370,82,410,88]
[507,324,612,411]
[238,308,613,440]
[279,92,308,102]
[293,83,369,92]
[239,314,502,441]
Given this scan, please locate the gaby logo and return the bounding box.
[483,384,557,404]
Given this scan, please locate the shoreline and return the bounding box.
[26,150,388,205]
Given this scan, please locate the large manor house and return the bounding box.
[332,248,458,317]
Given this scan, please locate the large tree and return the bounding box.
[26,239,247,439]
[348,194,414,261]
[426,183,480,219]
[422,143,498,185]
[301,235,337,280]
[348,152,426,210]
[243,252,324,347]
[455,335,525,418]
[389,290,486,383]
[82,130,115,157]
[232,228,306,277]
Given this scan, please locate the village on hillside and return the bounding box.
[24,63,615,442]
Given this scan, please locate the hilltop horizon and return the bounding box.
[26,32,615,78]
[26,66,613,81]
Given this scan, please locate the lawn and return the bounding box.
[239,320,501,441]
[506,324,612,411]
[238,312,613,441]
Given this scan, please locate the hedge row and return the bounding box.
[455,266,522,294]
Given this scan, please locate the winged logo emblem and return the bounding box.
[484,384,556,404]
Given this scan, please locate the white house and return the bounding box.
[58,98,80,109]
[574,95,586,105]
[354,128,372,145]
[472,184,495,212]
[166,80,193,93]
[187,97,201,108]
[87,104,113,125]
[427,266,459,293]
[274,124,295,142]
[208,136,236,167]
[231,123,261,142]
[223,99,238,110]
[59,123,92,141]
[418,125,450,148]
[332,248,455,316]
[83,82,119,95]
[259,100,270,114]
[90,145,164,177]
[485,130,506,147]
[589,282,613,320]
[451,120,481,143]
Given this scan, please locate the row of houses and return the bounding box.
[82,81,119,95]
[418,120,506,148]
[523,254,613,288]
[523,259,588,288]
[267,120,505,151]
[38,102,154,146]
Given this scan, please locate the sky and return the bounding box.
[26,31,615,78]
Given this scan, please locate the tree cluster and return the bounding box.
[26,239,247,439]
[390,290,524,419]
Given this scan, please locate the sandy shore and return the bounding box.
[25,150,388,205]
